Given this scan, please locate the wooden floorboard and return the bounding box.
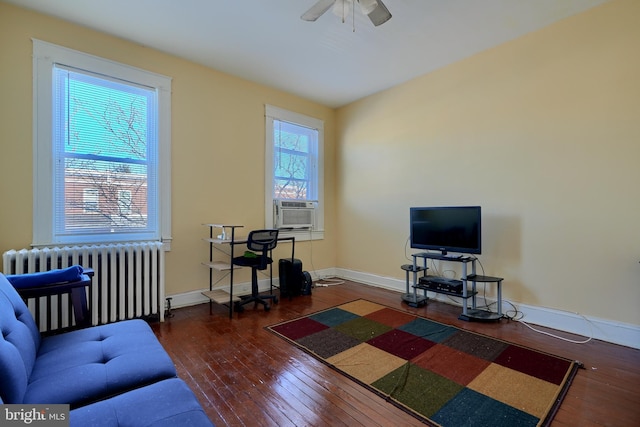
[152,281,640,427]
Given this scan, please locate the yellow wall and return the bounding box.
[336,0,640,325]
[0,2,337,296]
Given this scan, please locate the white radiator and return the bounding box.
[2,242,165,332]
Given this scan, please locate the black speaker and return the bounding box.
[279,258,303,297]
[301,271,313,295]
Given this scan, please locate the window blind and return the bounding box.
[52,64,159,241]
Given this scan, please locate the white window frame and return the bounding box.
[265,105,324,240]
[32,39,172,248]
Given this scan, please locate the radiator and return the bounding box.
[2,242,165,333]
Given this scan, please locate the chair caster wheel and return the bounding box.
[264,304,270,311]
[273,296,279,304]
[234,303,244,313]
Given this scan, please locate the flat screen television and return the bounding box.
[410,206,481,255]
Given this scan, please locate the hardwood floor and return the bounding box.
[152,281,640,426]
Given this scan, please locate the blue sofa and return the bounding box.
[0,271,213,426]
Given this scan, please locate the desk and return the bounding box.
[202,224,295,318]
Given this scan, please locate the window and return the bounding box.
[273,120,317,200]
[32,40,172,247]
[118,190,133,216]
[83,189,99,213]
[265,105,324,238]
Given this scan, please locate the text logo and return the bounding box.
[2,405,69,426]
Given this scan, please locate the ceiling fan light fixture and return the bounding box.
[301,0,391,27]
[332,0,352,20]
[358,0,378,15]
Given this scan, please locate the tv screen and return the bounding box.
[410,206,481,255]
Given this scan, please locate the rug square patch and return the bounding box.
[412,343,491,386]
[337,300,386,316]
[494,344,573,385]
[270,317,328,341]
[398,317,458,343]
[364,307,416,328]
[372,363,463,419]
[297,328,362,359]
[326,343,407,385]
[308,307,360,327]
[432,387,540,427]
[334,316,392,342]
[467,363,561,419]
[367,328,435,360]
[442,330,509,361]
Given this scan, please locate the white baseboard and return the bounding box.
[167,273,308,310]
[166,267,640,350]
[167,281,254,309]
[167,287,213,308]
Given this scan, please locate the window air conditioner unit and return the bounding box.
[274,200,317,229]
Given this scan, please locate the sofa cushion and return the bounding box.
[24,319,177,407]
[70,378,214,427]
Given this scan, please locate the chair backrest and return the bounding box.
[246,229,279,270]
[247,229,279,253]
[0,273,41,403]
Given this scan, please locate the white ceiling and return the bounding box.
[5,0,608,108]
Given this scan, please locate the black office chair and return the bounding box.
[232,229,279,312]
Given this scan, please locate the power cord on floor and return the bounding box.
[482,297,594,344]
[471,258,594,344]
[517,314,594,344]
[315,277,345,287]
[305,228,345,288]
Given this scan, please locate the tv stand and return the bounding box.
[404,252,503,322]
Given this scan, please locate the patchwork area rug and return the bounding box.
[267,300,579,427]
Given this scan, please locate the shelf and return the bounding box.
[203,223,248,318]
[202,289,242,305]
[201,261,241,271]
[465,274,503,283]
[202,224,243,229]
[413,284,477,299]
[402,293,427,307]
[401,264,427,272]
[420,276,463,286]
[459,309,503,322]
[412,252,477,262]
[203,237,248,245]
[203,237,232,244]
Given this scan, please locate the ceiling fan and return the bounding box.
[301,0,392,27]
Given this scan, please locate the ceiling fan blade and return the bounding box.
[301,0,337,22]
[366,0,392,26]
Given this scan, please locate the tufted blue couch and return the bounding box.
[0,271,213,426]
